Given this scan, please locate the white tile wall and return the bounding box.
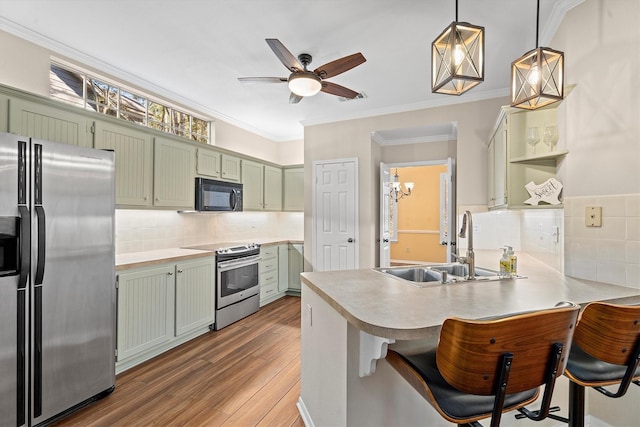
[115,210,304,254]
[520,209,564,273]
[457,208,564,272]
[564,194,640,289]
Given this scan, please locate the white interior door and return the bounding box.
[379,163,392,268]
[313,159,358,271]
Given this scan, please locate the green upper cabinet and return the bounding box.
[283,167,304,211]
[242,159,264,210]
[220,154,241,182]
[264,165,282,211]
[154,137,196,209]
[242,160,282,211]
[8,98,91,147]
[196,147,221,179]
[94,120,153,207]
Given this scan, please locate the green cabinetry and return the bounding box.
[153,137,196,208]
[242,159,282,211]
[221,154,241,182]
[283,167,304,211]
[196,147,221,178]
[8,98,91,147]
[94,120,153,207]
[116,256,215,373]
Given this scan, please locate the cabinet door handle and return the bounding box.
[348,238,354,243]
[177,269,183,273]
[167,272,174,276]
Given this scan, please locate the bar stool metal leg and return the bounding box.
[568,381,585,427]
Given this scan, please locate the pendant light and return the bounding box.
[432,0,484,95]
[511,0,564,109]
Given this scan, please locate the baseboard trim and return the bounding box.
[297,396,314,427]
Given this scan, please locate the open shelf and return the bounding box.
[510,149,569,164]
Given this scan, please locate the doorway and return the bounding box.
[380,159,455,267]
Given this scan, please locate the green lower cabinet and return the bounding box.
[116,256,215,373]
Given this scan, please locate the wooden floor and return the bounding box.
[54,296,305,427]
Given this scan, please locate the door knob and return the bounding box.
[348,238,354,243]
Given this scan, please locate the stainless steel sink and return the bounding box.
[375,263,509,285]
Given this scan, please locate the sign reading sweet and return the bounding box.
[524,178,563,205]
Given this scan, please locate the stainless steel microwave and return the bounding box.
[195,178,243,212]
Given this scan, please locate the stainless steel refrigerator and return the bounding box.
[0,132,116,426]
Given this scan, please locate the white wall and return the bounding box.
[551,0,640,289]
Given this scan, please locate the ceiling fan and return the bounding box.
[238,38,366,104]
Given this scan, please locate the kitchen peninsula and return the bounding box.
[297,252,640,427]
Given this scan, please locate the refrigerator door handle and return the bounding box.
[35,205,46,286]
[18,205,31,290]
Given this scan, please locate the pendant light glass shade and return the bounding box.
[432,21,484,95]
[511,47,564,109]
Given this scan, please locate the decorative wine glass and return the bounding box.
[526,127,540,154]
[543,125,558,151]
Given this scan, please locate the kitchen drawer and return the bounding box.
[261,245,278,258]
[260,270,278,286]
[260,281,278,300]
[260,258,278,274]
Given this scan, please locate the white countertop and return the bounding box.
[300,250,640,340]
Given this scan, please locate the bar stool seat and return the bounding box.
[386,302,580,427]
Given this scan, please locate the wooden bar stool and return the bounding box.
[563,302,640,427]
[386,302,580,427]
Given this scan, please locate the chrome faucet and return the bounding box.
[458,210,475,280]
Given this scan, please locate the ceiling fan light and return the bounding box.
[288,73,322,97]
[432,21,484,95]
[511,46,564,109]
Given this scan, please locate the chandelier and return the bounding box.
[390,169,414,202]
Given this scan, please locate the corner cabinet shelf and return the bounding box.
[488,102,570,210]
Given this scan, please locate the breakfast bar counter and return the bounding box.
[297,252,640,427]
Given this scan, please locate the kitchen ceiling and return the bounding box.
[0,0,580,142]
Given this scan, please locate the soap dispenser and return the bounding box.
[506,246,517,277]
[499,247,511,278]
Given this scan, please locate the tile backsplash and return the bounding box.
[115,210,304,254]
[564,194,639,289]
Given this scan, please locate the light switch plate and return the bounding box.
[585,206,602,227]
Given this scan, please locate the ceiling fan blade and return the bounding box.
[266,38,303,72]
[321,81,359,99]
[289,92,303,104]
[238,77,288,83]
[314,53,366,79]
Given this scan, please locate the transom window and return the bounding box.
[49,62,211,144]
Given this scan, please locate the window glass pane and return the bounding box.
[49,64,84,108]
[50,63,211,142]
[87,78,117,117]
[120,89,147,125]
[148,102,170,131]
[191,117,209,143]
[171,109,190,137]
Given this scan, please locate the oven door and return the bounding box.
[216,255,259,309]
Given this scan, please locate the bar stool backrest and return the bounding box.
[437,304,580,395]
[573,302,640,366]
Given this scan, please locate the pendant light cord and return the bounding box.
[455,0,458,21]
[535,0,540,47]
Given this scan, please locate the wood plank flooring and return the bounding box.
[53,296,305,427]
